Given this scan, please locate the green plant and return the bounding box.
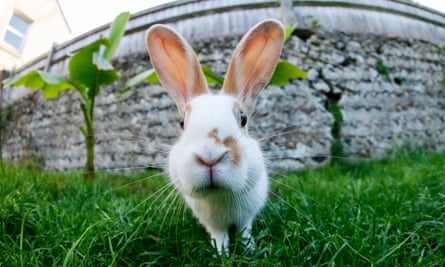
[311,19,322,29]
[300,14,323,29]
[376,58,389,76]
[4,12,130,179]
[324,92,343,160]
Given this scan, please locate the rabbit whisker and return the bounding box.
[256,126,303,142]
[268,190,317,227]
[127,182,173,216]
[95,164,165,173]
[271,177,321,206]
[168,193,186,240]
[158,187,181,235]
[105,172,166,194]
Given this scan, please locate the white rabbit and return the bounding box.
[145,19,284,255]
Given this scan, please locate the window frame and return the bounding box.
[3,12,31,52]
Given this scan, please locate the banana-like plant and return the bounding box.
[4,14,306,179]
[4,12,130,179]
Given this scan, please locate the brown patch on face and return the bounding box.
[208,128,222,144]
[184,103,192,114]
[223,136,241,165]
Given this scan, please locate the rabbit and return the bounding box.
[145,19,284,255]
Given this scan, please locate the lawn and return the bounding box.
[0,149,444,266]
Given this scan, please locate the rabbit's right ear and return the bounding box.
[222,20,284,114]
[146,25,209,113]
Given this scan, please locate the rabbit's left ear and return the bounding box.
[222,19,284,113]
[146,25,209,114]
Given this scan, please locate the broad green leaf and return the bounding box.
[268,60,307,86]
[117,69,159,95]
[102,12,130,61]
[69,38,120,98]
[6,70,75,99]
[201,65,224,86]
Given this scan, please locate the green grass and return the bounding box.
[0,150,444,266]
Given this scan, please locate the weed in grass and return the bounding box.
[0,149,444,265]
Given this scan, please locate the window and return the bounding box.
[3,13,30,52]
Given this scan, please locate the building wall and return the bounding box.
[0,0,70,70]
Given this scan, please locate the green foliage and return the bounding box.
[4,12,131,179]
[102,13,129,61]
[68,38,120,99]
[311,19,322,29]
[300,14,323,29]
[5,70,75,99]
[284,23,298,41]
[376,58,389,76]
[201,65,224,86]
[118,69,159,95]
[0,149,444,265]
[327,100,344,159]
[268,60,308,86]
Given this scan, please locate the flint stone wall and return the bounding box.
[3,29,444,172]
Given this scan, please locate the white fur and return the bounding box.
[146,19,284,255]
[168,94,268,254]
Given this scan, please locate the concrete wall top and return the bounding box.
[16,0,445,78]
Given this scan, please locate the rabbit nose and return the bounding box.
[195,151,228,168]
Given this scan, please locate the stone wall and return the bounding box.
[3,30,444,172]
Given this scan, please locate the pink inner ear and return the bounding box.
[150,32,191,102]
[240,35,279,98]
[222,20,284,111]
[147,25,209,111]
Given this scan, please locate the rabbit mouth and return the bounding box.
[191,184,228,198]
[190,169,233,196]
[200,183,224,192]
[200,170,226,191]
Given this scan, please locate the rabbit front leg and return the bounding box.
[239,219,256,251]
[208,227,230,256]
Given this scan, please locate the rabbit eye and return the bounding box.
[179,118,185,129]
[240,111,247,127]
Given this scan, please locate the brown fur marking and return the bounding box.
[207,129,242,165]
[185,103,192,114]
[223,136,241,165]
[208,128,222,144]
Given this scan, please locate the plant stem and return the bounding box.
[80,101,95,179]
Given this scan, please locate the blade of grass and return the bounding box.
[63,221,101,267]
